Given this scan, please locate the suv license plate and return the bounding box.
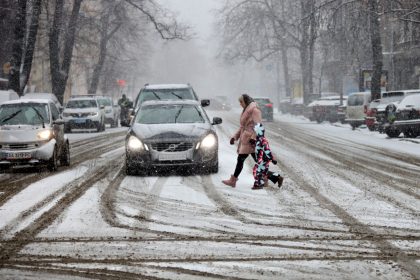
[7,152,31,159]
[159,153,187,161]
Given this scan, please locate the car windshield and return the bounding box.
[66,100,97,108]
[0,103,49,125]
[138,89,195,104]
[136,104,205,124]
[98,98,111,106]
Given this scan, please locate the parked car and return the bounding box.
[254,97,273,121]
[345,91,371,129]
[384,93,420,138]
[307,96,347,123]
[371,90,420,133]
[125,100,222,175]
[132,84,210,114]
[0,89,19,105]
[21,92,62,112]
[97,96,119,127]
[0,99,70,171]
[62,97,106,133]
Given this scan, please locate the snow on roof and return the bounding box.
[141,99,200,106]
[397,93,420,109]
[1,98,50,105]
[144,84,190,90]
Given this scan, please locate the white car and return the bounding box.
[345,91,371,129]
[97,96,119,127]
[21,92,62,112]
[62,97,106,133]
[0,99,70,171]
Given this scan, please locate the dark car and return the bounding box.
[254,97,273,121]
[125,100,222,175]
[132,84,210,114]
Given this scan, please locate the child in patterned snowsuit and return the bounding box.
[252,123,281,190]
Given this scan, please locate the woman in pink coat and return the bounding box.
[222,94,283,189]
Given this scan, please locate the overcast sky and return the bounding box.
[159,0,222,42]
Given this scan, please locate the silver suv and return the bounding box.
[62,97,106,133]
[0,99,70,171]
[97,96,119,127]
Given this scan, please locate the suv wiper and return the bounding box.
[1,110,22,124]
[174,106,184,123]
[150,91,161,100]
[170,91,183,99]
[31,106,45,128]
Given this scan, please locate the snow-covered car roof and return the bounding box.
[307,96,347,107]
[141,99,200,107]
[1,98,51,105]
[144,84,191,90]
[21,92,61,106]
[397,93,420,110]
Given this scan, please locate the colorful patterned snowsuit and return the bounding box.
[253,123,276,188]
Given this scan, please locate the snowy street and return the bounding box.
[0,110,419,279]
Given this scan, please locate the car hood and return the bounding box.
[0,125,49,143]
[131,123,212,141]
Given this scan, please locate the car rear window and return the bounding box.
[136,104,205,124]
[347,94,366,106]
[254,98,271,105]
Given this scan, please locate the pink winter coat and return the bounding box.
[232,102,262,154]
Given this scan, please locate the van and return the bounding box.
[345,91,371,129]
[21,92,62,112]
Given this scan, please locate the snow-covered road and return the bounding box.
[0,111,419,279]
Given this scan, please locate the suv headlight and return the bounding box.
[127,135,144,150]
[88,112,99,117]
[200,134,217,149]
[37,129,53,141]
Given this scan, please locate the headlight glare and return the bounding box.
[201,134,216,149]
[128,135,143,150]
[37,129,53,140]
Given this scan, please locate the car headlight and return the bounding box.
[37,129,53,141]
[127,135,144,150]
[88,112,99,117]
[200,134,217,149]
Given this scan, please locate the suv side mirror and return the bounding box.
[212,117,222,125]
[201,99,210,107]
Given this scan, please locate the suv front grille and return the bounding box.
[151,142,193,152]
[1,143,38,150]
[71,113,91,118]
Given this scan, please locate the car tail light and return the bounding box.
[364,105,368,114]
[265,103,273,108]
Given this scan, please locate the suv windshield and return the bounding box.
[136,104,205,124]
[66,100,97,109]
[137,89,195,105]
[0,103,49,125]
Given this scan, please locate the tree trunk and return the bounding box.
[368,0,383,101]
[9,0,26,96]
[21,0,42,93]
[88,8,122,95]
[280,36,290,98]
[49,0,83,104]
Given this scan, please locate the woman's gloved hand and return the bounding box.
[249,138,256,145]
[230,138,235,145]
